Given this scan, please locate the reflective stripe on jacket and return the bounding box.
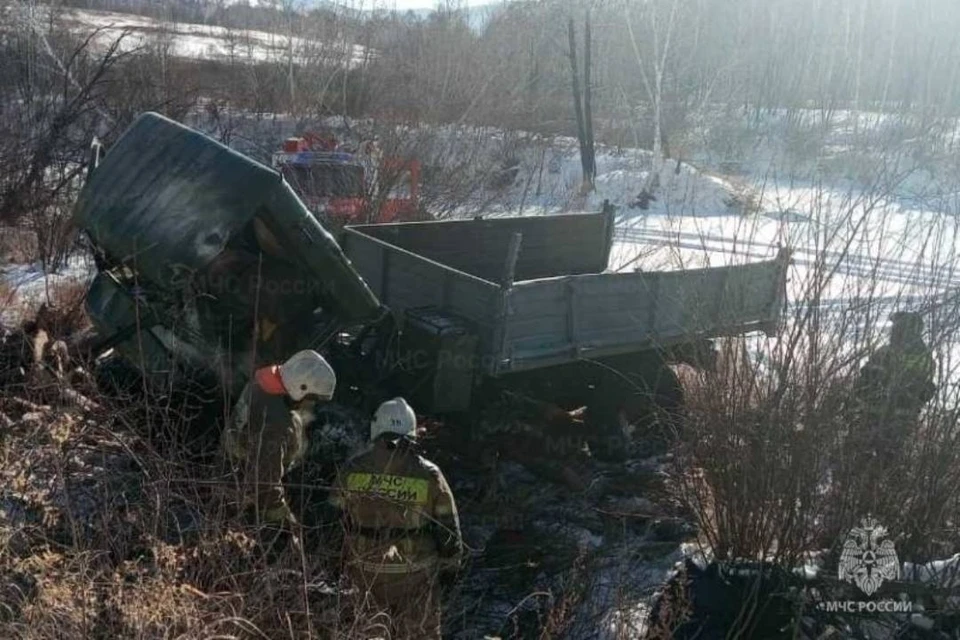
[330,437,462,574]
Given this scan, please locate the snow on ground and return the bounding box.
[2,108,954,367]
[393,111,960,400]
[68,8,367,66]
[9,6,368,67]
[903,553,960,588]
[607,172,960,398]
[7,109,957,361]
[399,126,744,219]
[447,454,685,640]
[0,256,94,328]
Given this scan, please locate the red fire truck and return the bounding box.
[272,132,424,226]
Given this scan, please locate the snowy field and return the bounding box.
[2,5,368,67]
[0,255,93,327]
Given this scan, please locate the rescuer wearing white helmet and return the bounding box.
[329,397,463,639]
[223,349,336,526]
[370,396,418,440]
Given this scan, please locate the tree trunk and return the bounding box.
[567,18,592,193]
[650,74,663,190]
[583,10,596,185]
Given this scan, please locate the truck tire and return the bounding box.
[583,371,640,461]
[584,357,685,457]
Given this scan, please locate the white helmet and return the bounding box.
[371,397,416,441]
[279,350,336,402]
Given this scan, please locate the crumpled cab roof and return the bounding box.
[72,111,381,324]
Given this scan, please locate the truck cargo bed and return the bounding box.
[342,210,789,376]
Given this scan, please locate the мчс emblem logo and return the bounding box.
[838,517,899,596]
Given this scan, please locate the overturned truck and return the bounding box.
[75,112,789,440]
[74,112,384,400]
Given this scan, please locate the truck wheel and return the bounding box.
[580,368,640,460]
[584,362,684,457]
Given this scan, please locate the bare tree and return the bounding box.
[625,0,680,190]
[567,14,595,193]
[0,7,133,268]
[583,10,596,186]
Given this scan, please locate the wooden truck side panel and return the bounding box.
[342,213,789,379]
[340,227,503,359]
[496,251,789,373]
[351,210,614,283]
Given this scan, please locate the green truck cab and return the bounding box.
[75,112,383,397]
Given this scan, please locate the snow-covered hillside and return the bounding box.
[7,6,368,67]
[415,114,960,306]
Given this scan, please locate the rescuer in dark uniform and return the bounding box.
[329,398,463,639]
[853,311,936,464]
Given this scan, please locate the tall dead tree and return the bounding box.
[568,13,596,193]
[627,0,679,191]
[583,11,596,182]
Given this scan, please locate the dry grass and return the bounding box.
[662,331,960,636]
[0,280,17,314]
[0,291,626,639]
[672,338,845,564]
[29,280,91,336]
[0,228,38,265]
[0,366,612,640]
[685,343,957,554]
[672,322,960,557]
[0,336,390,639]
[643,566,693,639]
